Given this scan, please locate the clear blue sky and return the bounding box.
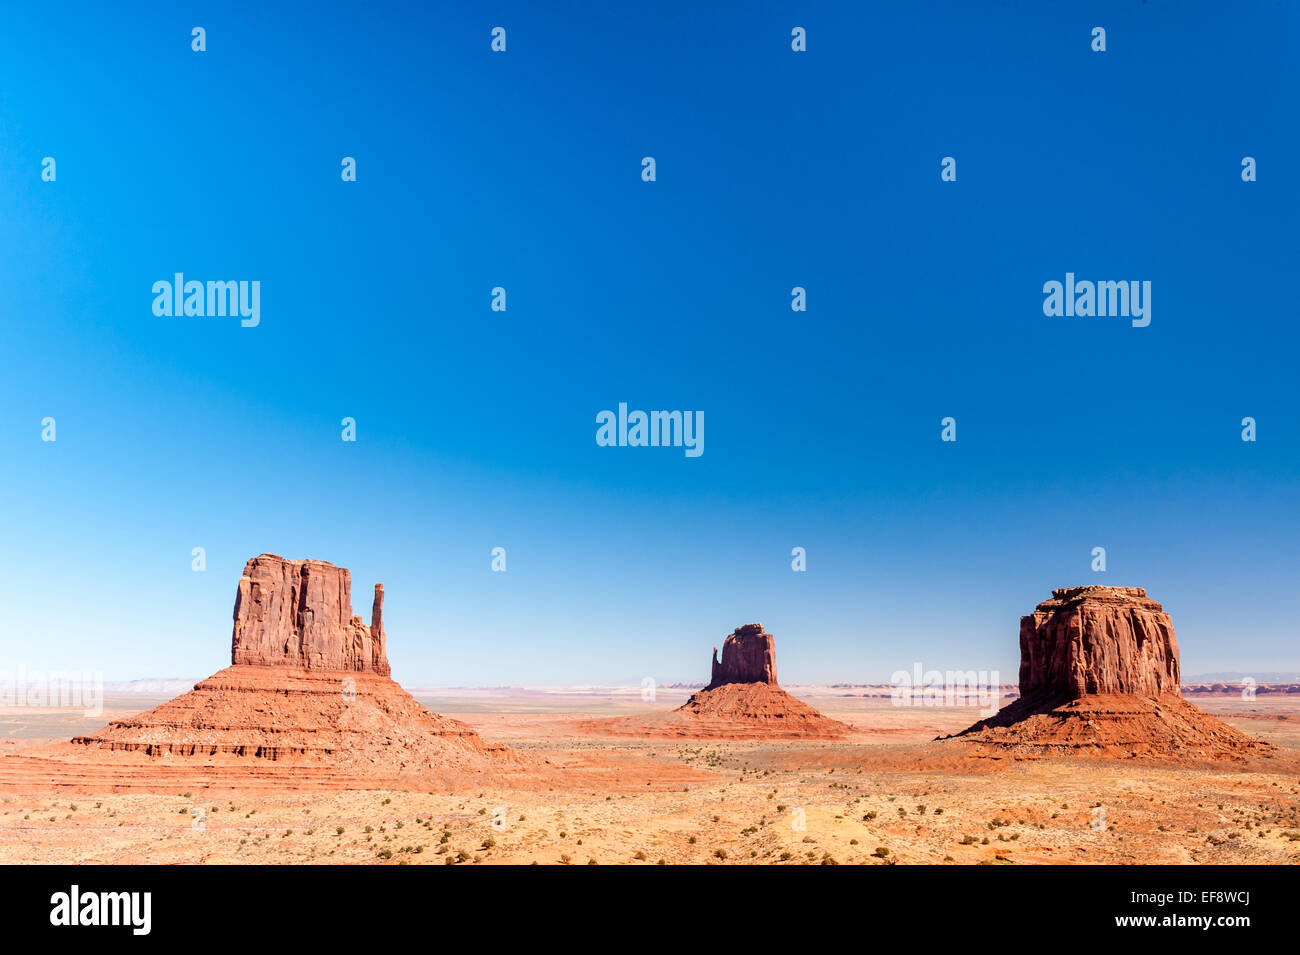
[1,2,1296,685]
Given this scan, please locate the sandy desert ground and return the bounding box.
[1,686,1298,865]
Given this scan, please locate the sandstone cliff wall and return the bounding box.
[231,554,389,675]
[1019,586,1179,699]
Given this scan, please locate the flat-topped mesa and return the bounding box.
[231,554,390,675]
[946,585,1271,760]
[1020,585,1179,700]
[708,623,778,689]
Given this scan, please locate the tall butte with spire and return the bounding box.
[949,586,1271,761]
[71,554,514,783]
[230,556,390,674]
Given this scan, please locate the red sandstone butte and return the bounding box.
[232,554,390,675]
[671,624,849,738]
[575,623,849,740]
[951,586,1271,761]
[62,555,516,786]
[708,623,778,688]
[1019,587,1179,699]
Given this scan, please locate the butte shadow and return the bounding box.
[943,586,1273,763]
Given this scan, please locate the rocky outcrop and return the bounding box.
[708,623,778,688]
[1019,587,1179,701]
[661,624,848,738]
[231,554,389,675]
[70,555,519,783]
[72,666,509,777]
[949,586,1271,761]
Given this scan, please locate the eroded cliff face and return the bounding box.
[231,554,389,675]
[708,623,778,688]
[1018,586,1179,700]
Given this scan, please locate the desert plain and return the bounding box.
[1,684,1297,866]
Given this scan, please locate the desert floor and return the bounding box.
[1,687,1297,864]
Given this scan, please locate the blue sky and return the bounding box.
[1,2,1296,685]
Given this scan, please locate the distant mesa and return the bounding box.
[578,623,850,740]
[66,554,516,785]
[948,586,1272,761]
[674,624,850,737]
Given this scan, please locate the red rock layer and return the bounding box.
[231,554,389,675]
[708,623,778,688]
[953,693,1270,762]
[673,683,850,738]
[71,666,511,775]
[577,684,850,740]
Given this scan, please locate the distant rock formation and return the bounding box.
[949,587,1271,761]
[708,624,778,688]
[71,555,515,783]
[672,624,848,738]
[573,623,851,740]
[232,555,389,675]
